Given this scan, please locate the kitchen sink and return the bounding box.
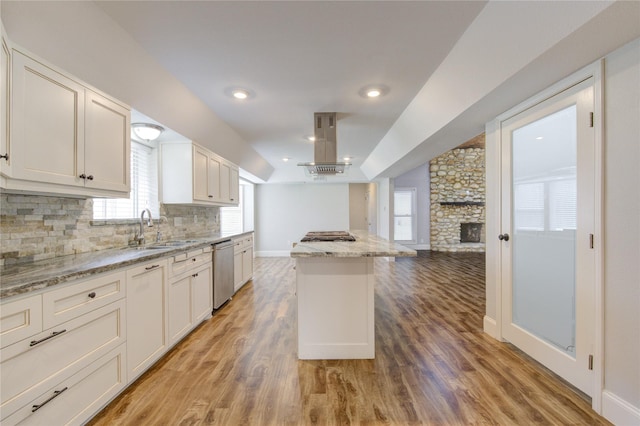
[126,240,199,250]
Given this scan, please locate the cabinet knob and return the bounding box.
[208,195,213,198]
[192,258,197,262]
[88,292,96,299]
[86,175,94,181]
[498,233,510,241]
[79,173,86,179]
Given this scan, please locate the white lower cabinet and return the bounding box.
[233,233,254,292]
[168,249,212,345]
[0,299,126,425]
[3,344,126,426]
[125,259,169,382]
[0,243,220,424]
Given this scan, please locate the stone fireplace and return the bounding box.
[430,134,486,252]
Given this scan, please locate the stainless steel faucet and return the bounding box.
[135,208,154,245]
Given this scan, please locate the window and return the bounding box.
[93,141,159,219]
[514,177,576,231]
[394,188,417,243]
[220,180,254,234]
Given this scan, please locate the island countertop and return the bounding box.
[290,230,417,258]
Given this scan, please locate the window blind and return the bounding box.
[93,141,159,219]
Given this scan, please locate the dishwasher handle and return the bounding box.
[212,239,234,250]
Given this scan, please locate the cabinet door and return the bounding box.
[168,275,192,345]
[229,166,239,204]
[192,146,210,202]
[233,250,243,292]
[84,90,130,193]
[10,50,85,187]
[242,247,253,283]
[208,155,221,202]
[0,35,10,176]
[192,265,212,323]
[126,261,168,382]
[220,162,230,202]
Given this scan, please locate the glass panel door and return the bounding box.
[500,77,595,396]
[512,105,577,356]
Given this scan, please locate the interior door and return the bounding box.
[500,78,595,396]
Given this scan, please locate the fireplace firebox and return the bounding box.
[460,223,483,243]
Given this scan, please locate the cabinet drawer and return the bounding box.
[2,344,126,426]
[170,250,210,278]
[0,300,125,420]
[233,237,243,254]
[1,295,42,349]
[42,270,125,329]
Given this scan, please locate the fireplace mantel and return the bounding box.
[439,201,485,206]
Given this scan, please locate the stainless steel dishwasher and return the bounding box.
[212,239,234,310]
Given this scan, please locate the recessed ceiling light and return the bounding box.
[343,156,352,161]
[536,136,544,140]
[224,86,254,100]
[233,90,249,100]
[282,157,290,162]
[359,84,389,99]
[307,136,316,142]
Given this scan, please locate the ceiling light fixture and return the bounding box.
[307,136,316,142]
[359,84,389,99]
[224,86,255,100]
[282,157,290,162]
[131,123,164,142]
[232,89,249,100]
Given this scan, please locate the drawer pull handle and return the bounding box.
[32,387,68,412]
[88,292,96,298]
[145,264,160,270]
[192,273,198,278]
[86,175,94,181]
[0,153,8,161]
[30,329,67,347]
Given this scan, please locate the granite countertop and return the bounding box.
[290,230,417,258]
[0,231,254,299]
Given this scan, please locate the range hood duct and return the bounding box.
[298,112,351,176]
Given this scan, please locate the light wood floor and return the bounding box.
[89,252,610,425]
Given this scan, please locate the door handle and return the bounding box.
[498,233,510,241]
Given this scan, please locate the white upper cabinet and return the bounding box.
[2,48,130,198]
[160,141,239,206]
[0,31,10,177]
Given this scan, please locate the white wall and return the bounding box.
[601,38,640,423]
[376,178,393,241]
[394,164,430,249]
[255,184,349,256]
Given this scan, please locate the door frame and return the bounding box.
[484,61,604,412]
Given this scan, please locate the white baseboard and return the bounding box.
[602,390,640,425]
[255,250,291,257]
[483,315,499,339]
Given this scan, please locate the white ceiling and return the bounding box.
[2,1,639,184]
[97,1,486,180]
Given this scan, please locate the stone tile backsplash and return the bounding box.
[0,194,220,266]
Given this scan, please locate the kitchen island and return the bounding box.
[290,230,416,359]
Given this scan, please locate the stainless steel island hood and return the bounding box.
[298,112,351,176]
